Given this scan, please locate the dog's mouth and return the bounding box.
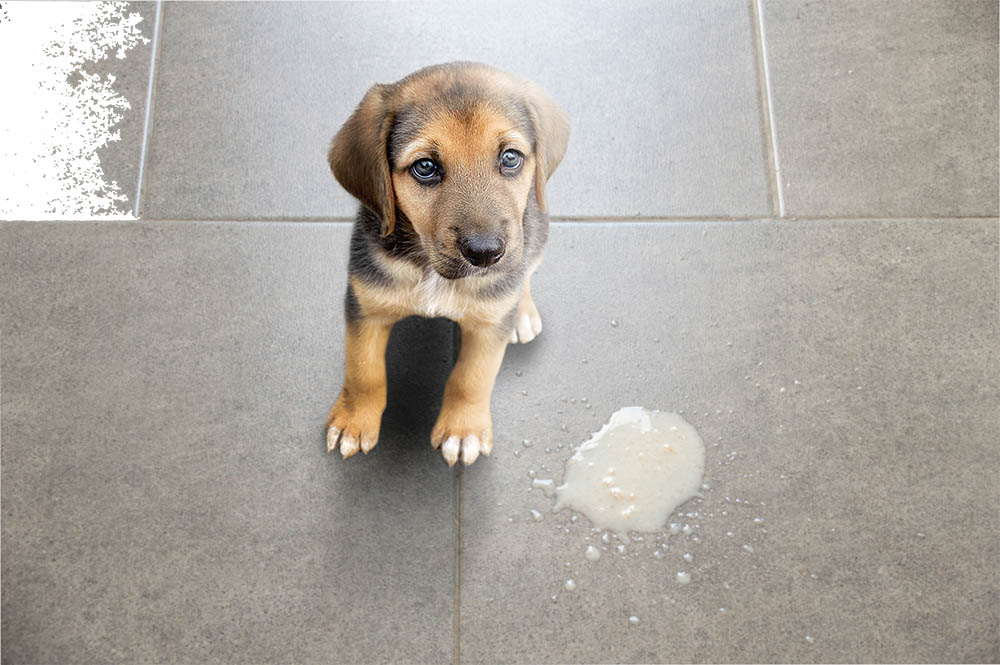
[430,256,488,280]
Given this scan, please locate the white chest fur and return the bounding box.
[414,269,468,319]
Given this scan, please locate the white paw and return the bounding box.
[510,310,543,344]
[434,433,492,466]
[326,425,377,459]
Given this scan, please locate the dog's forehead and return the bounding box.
[388,68,535,167]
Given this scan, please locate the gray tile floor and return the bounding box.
[2,2,998,663]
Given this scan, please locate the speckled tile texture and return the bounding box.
[2,0,999,662]
[141,0,768,220]
[763,0,999,217]
[459,221,998,663]
[0,222,456,664]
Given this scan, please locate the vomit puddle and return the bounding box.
[552,407,705,538]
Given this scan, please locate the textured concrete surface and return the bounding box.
[142,0,769,220]
[763,0,999,217]
[462,221,999,663]
[2,0,999,663]
[0,222,456,664]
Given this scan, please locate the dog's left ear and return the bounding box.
[523,82,570,213]
[329,83,397,236]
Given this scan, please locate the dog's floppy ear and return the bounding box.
[329,84,396,236]
[523,82,570,213]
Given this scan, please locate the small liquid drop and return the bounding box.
[532,478,556,497]
[742,544,754,553]
[530,509,543,522]
[564,579,576,591]
[628,615,640,625]
[585,545,601,561]
[805,635,815,644]
[610,319,620,328]
[515,370,523,377]
[682,552,694,563]
[676,571,691,585]
[522,438,533,448]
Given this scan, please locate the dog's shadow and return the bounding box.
[379,316,456,452]
[328,316,456,498]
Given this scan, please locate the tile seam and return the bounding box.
[452,323,462,665]
[454,458,462,663]
[134,0,163,218]
[751,0,786,218]
[40,215,1000,224]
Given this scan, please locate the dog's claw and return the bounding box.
[360,433,378,454]
[510,299,542,344]
[462,435,481,465]
[441,436,461,466]
[326,426,341,453]
[340,434,361,458]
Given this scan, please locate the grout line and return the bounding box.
[6,215,999,225]
[751,0,786,218]
[451,322,462,665]
[133,0,163,218]
[453,464,462,665]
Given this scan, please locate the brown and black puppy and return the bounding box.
[325,62,569,466]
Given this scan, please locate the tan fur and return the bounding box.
[326,63,568,465]
[431,321,510,456]
[325,318,395,457]
[390,103,535,275]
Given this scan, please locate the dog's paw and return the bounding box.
[431,406,494,466]
[509,294,542,344]
[325,394,384,458]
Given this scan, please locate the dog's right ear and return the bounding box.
[329,84,396,236]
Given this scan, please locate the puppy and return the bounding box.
[325,62,569,466]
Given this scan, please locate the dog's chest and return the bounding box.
[412,270,467,319]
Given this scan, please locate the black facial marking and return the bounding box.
[349,207,428,286]
[344,282,362,322]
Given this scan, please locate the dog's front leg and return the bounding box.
[432,320,509,466]
[326,315,395,458]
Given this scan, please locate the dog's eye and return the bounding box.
[500,149,523,171]
[410,158,440,182]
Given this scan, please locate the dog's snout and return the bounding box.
[459,233,506,267]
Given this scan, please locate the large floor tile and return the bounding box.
[460,220,998,663]
[763,0,999,217]
[0,222,457,664]
[143,1,769,220]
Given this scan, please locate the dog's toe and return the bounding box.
[340,433,360,458]
[461,435,481,465]
[326,426,342,453]
[441,436,461,466]
[510,295,543,344]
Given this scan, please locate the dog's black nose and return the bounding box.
[459,234,506,267]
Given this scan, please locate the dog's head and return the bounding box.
[329,62,569,279]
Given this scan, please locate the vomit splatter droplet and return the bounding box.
[564,579,576,591]
[585,545,601,561]
[676,571,691,585]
